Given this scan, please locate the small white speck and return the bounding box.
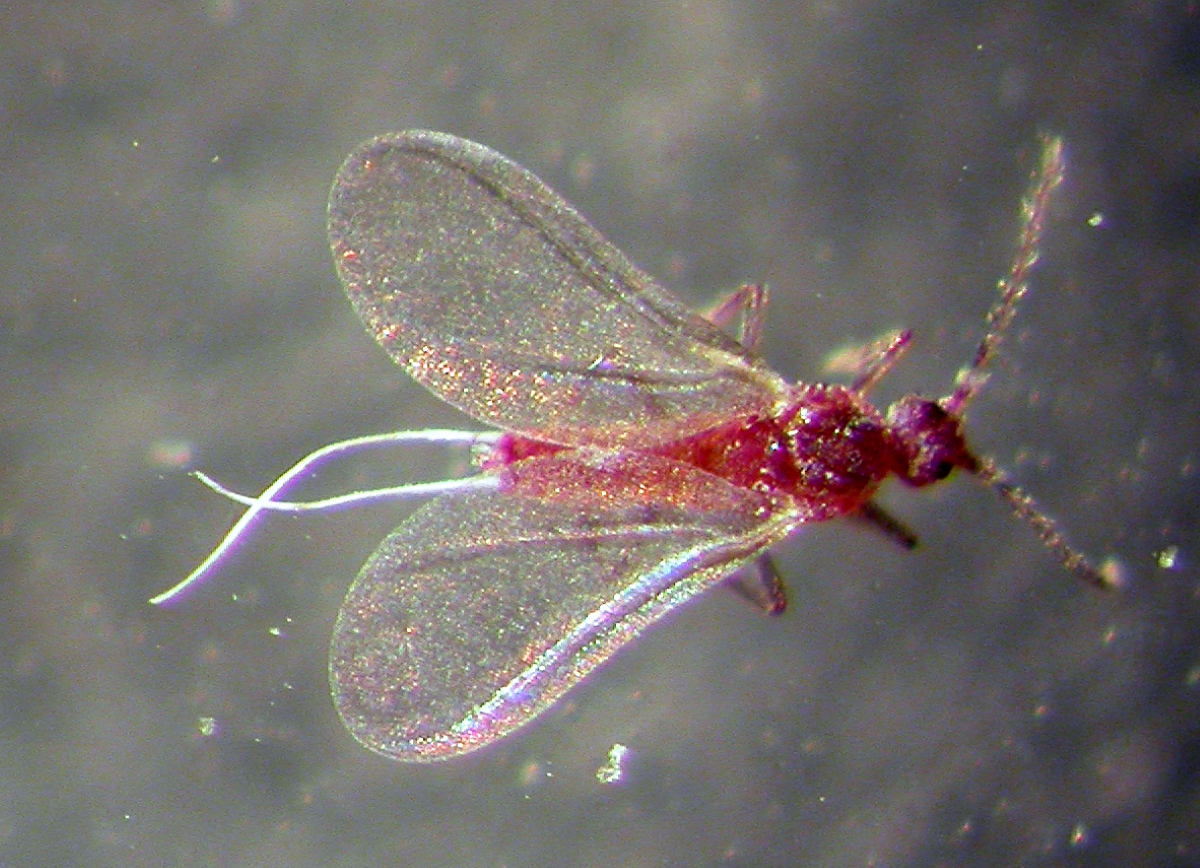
[596,742,632,784]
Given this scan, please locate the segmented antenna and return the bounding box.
[945,134,1064,417]
[947,135,1115,589]
[975,457,1111,587]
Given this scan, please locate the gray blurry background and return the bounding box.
[2,2,1197,866]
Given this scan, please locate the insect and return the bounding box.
[152,130,1109,763]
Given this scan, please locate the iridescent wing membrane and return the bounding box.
[331,451,800,761]
[327,131,787,448]
[326,132,800,760]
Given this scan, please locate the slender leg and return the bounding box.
[702,283,769,352]
[850,330,913,394]
[728,552,788,614]
[855,501,919,550]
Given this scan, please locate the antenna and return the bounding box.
[945,134,1064,416]
[946,135,1116,589]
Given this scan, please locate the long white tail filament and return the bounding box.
[150,428,499,606]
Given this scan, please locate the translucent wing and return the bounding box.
[327,130,787,448]
[329,451,801,761]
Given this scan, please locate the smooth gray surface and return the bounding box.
[1,2,1195,866]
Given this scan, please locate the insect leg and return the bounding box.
[702,283,769,351]
[855,501,919,550]
[850,329,914,394]
[727,552,788,614]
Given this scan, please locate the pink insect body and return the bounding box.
[153,131,1100,764]
[318,130,1097,763]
